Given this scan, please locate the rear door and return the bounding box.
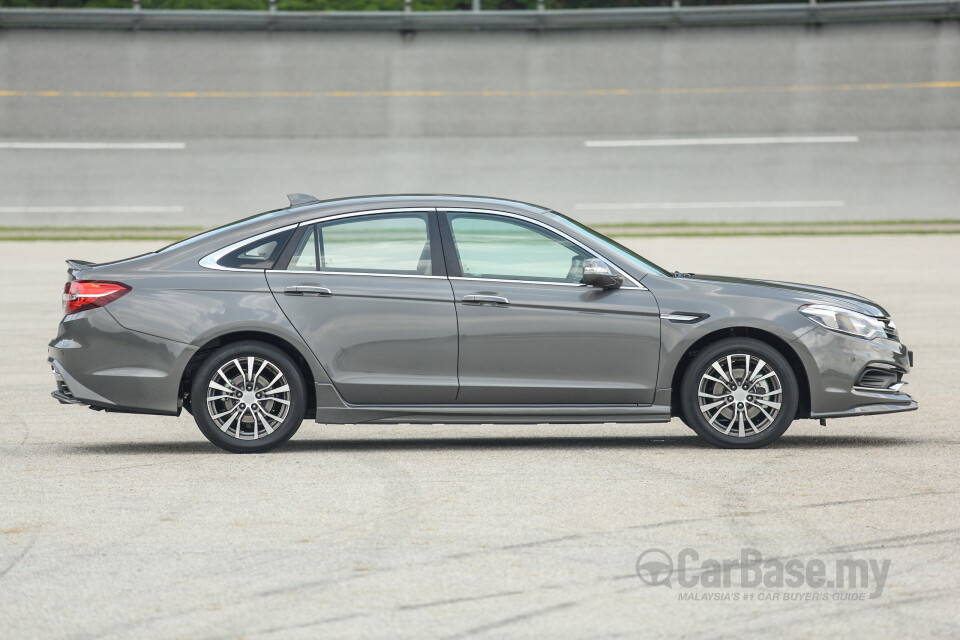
[440,210,661,405]
[266,210,459,405]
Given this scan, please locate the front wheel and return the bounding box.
[680,338,798,449]
[190,341,306,453]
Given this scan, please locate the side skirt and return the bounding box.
[314,383,673,425]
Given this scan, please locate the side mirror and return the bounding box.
[582,258,623,290]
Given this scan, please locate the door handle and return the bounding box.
[462,294,509,306]
[284,285,332,297]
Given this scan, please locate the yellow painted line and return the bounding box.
[0,81,958,99]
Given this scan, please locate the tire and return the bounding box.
[190,341,306,453]
[680,337,798,449]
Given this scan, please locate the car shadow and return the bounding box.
[64,434,918,456]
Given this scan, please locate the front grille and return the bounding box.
[879,317,899,342]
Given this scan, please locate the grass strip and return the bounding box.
[0,226,204,232]
[611,229,960,238]
[592,218,960,229]
[0,235,195,242]
[2,220,959,241]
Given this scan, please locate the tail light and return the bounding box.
[62,280,131,315]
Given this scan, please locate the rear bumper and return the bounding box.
[48,308,197,415]
[51,390,84,405]
[50,363,90,405]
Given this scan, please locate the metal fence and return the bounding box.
[0,0,957,29]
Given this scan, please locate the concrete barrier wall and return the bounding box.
[1,24,958,225]
[1,0,958,31]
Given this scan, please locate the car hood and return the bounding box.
[683,274,888,317]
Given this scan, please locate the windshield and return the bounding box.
[157,207,288,253]
[547,210,671,277]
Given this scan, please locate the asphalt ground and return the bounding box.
[1,24,959,226]
[1,235,957,638]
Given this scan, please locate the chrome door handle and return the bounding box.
[462,294,509,306]
[284,285,332,296]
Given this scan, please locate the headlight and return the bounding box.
[799,304,887,340]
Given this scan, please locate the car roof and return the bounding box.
[151,194,554,265]
[287,194,550,220]
[97,193,668,282]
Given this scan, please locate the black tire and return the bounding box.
[680,337,798,449]
[190,341,306,453]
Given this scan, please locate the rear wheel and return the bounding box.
[190,341,306,453]
[680,338,798,449]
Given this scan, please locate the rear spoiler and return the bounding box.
[66,259,97,280]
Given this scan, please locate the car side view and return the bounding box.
[49,194,917,452]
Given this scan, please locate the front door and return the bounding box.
[267,211,458,405]
[441,211,661,405]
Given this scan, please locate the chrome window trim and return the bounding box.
[451,276,589,288]
[199,206,648,291]
[297,207,437,227]
[450,276,648,290]
[441,207,647,290]
[199,223,299,272]
[269,270,445,280]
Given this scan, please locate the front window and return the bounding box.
[448,213,593,283]
[547,210,671,277]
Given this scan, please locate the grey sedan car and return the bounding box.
[49,194,916,452]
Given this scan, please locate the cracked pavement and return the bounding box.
[0,236,958,638]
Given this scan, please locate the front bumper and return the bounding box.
[48,308,197,415]
[794,325,917,419]
[809,396,918,419]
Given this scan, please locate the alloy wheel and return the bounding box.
[697,353,783,438]
[206,356,291,440]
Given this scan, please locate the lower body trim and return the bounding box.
[314,383,672,425]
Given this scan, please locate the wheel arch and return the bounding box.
[179,330,318,419]
[669,327,811,421]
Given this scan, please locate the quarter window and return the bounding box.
[288,213,433,275]
[216,229,293,270]
[448,213,592,283]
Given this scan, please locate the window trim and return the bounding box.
[198,207,646,289]
[297,207,437,227]
[439,208,646,290]
[268,270,448,280]
[449,276,590,288]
